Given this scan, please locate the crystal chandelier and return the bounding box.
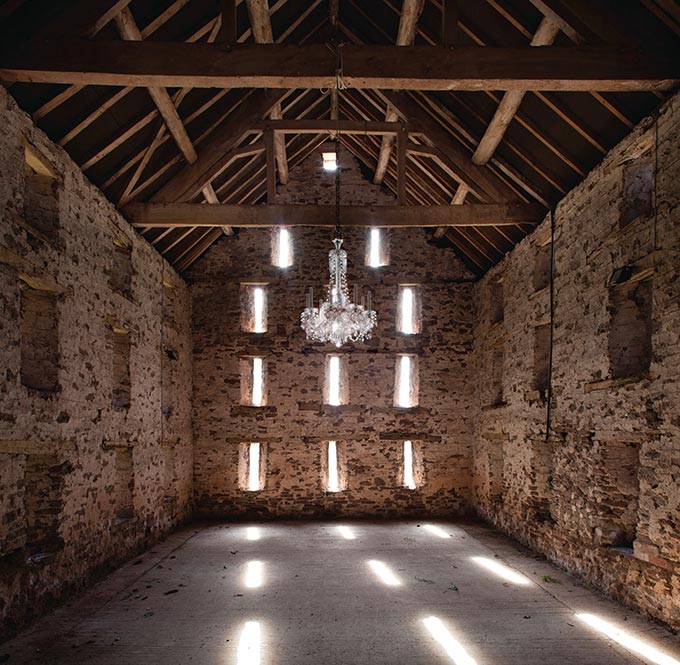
[301,140,377,347]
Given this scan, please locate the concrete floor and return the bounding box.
[3,521,680,665]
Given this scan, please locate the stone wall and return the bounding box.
[472,91,680,630]
[0,86,193,639]
[189,148,477,518]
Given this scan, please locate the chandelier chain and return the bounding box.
[335,138,341,239]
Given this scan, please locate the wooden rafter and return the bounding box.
[2,42,677,92]
[374,0,424,185]
[114,8,223,220]
[472,17,560,167]
[152,89,287,203]
[382,91,519,202]
[246,0,289,184]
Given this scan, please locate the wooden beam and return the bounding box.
[255,119,406,134]
[442,0,463,46]
[2,42,677,92]
[528,0,640,46]
[114,8,198,163]
[152,89,287,203]
[640,0,680,38]
[329,0,339,27]
[246,0,289,184]
[472,17,560,166]
[218,0,237,42]
[383,91,518,202]
[397,127,407,204]
[374,0,423,186]
[373,108,398,184]
[124,203,546,227]
[264,129,276,204]
[246,0,274,41]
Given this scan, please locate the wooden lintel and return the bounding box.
[1,42,676,92]
[124,202,546,228]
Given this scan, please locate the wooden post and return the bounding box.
[397,126,407,204]
[442,0,460,46]
[219,0,237,42]
[264,128,276,204]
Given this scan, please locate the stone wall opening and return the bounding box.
[240,283,268,333]
[239,442,266,492]
[397,285,422,335]
[240,356,267,406]
[487,441,504,504]
[112,328,131,409]
[323,440,348,492]
[482,343,504,407]
[402,440,420,489]
[110,244,133,299]
[24,454,68,556]
[324,354,349,406]
[608,279,652,379]
[23,143,59,242]
[533,243,552,292]
[620,157,653,229]
[365,228,389,267]
[595,440,640,548]
[490,281,504,324]
[271,228,293,268]
[394,354,419,408]
[20,286,59,392]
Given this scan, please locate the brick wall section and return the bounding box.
[0,85,193,639]
[472,90,680,630]
[189,149,477,518]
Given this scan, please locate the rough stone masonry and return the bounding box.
[1,77,680,639]
[473,91,680,631]
[0,85,193,640]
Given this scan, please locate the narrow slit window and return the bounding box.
[271,228,293,267]
[403,440,416,489]
[248,442,261,491]
[324,355,348,406]
[240,357,267,406]
[241,283,268,333]
[366,228,388,267]
[252,357,264,406]
[322,151,337,171]
[394,354,418,408]
[327,441,340,492]
[397,285,421,334]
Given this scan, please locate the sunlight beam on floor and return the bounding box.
[422,616,478,665]
[576,613,680,665]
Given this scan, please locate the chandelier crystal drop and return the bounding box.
[301,141,377,347]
